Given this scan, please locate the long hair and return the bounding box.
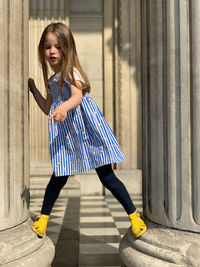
[38,22,90,95]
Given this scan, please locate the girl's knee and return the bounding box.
[95,164,113,179]
[48,174,68,189]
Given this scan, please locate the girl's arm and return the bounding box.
[49,80,83,121]
[28,78,52,115]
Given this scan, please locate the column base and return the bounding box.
[0,218,55,266]
[119,219,200,267]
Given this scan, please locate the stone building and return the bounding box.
[1,0,200,266]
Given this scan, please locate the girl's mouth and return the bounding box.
[49,57,57,61]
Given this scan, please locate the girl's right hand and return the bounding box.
[28,78,36,94]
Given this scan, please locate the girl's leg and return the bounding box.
[32,172,69,237]
[41,172,69,215]
[95,164,147,238]
[95,164,136,215]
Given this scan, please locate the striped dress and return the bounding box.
[48,71,125,176]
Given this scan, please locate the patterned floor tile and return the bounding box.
[80,228,120,236]
[110,212,127,217]
[80,243,119,254]
[79,254,122,266]
[80,235,121,244]
[80,207,110,213]
[80,217,114,223]
[80,222,116,228]
[114,221,130,228]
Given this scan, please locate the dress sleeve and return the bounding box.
[73,68,84,83]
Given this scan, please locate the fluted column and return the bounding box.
[120,1,200,266]
[191,0,200,227]
[0,0,29,230]
[0,1,54,266]
[142,0,199,233]
[29,0,69,174]
[113,0,142,170]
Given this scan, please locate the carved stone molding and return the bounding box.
[120,220,200,267]
[0,219,54,267]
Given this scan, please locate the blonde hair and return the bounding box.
[38,22,90,95]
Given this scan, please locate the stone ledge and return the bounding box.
[0,218,54,267]
[119,220,200,267]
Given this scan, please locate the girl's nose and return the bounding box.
[50,47,56,54]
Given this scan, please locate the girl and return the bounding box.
[28,22,147,239]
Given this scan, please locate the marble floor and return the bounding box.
[30,177,143,267]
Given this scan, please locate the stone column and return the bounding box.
[99,0,143,197]
[120,1,200,266]
[29,0,69,175]
[112,0,142,170]
[0,0,54,266]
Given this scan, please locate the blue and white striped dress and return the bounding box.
[48,71,125,176]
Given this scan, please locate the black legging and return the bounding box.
[41,164,136,215]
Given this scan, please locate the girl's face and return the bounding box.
[45,33,63,73]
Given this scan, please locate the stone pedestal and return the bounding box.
[120,220,200,267]
[120,0,200,266]
[0,0,54,266]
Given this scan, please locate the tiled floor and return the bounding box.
[30,177,142,267]
[79,196,122,267]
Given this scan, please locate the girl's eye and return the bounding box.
[45,45,61,50]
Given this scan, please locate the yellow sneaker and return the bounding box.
[129,211,147,238]
[32,214,49,237]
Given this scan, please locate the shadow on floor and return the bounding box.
[51,195,125,267]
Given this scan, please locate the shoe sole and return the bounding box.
[135,226,147,238]
[32,226,45,238]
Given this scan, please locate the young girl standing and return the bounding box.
[28,22,147,239]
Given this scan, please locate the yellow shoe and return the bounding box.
[129,211,147,238]
[32,214,49,237]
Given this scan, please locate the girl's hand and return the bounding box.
[49,104,67,122]
[28,78,36,94]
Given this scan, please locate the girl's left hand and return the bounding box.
[49,105,67,122]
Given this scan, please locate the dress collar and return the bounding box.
[50,72,61,82]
